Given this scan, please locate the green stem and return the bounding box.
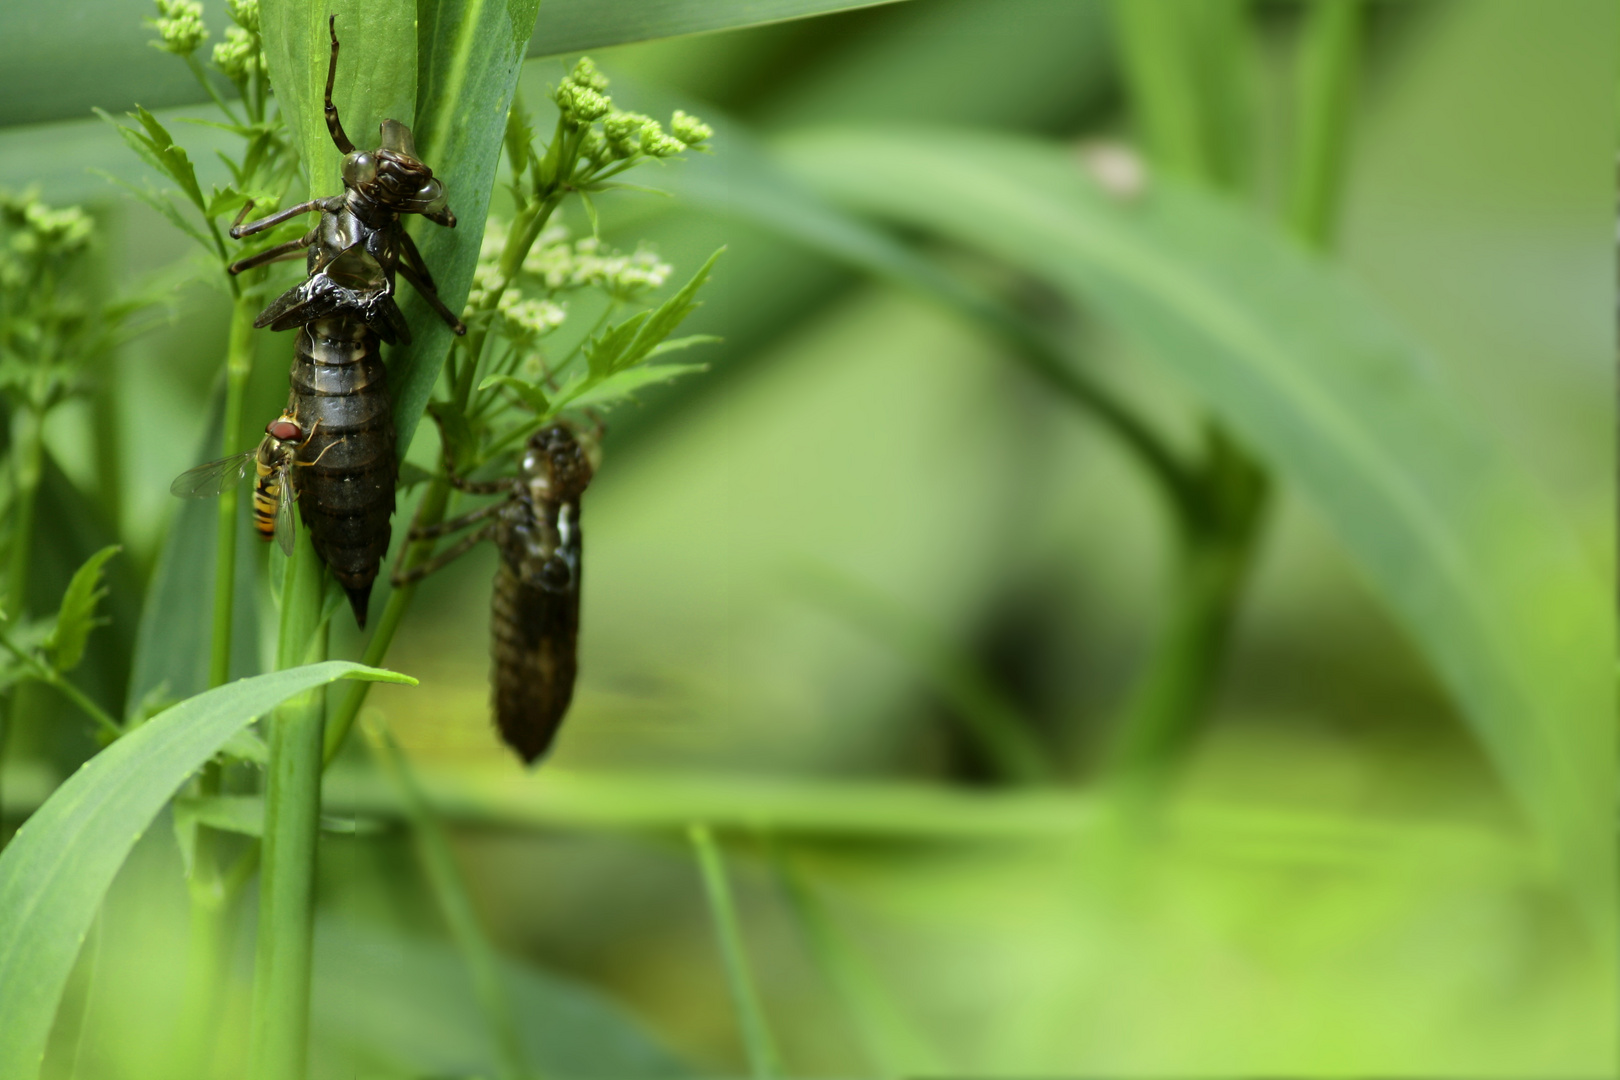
[211,294,258,688]
[689,824,782,1079]
[175,761,230,1078]
[764,835,941,1076]
[1109,0,1211,179]
[5,405,44,615]
[1105,436,1267,780]
[0,622,122,739]
[324,477,450,764]
[1286,0,1364,248]
[368,720,532,1080]
[248,530,328,1080]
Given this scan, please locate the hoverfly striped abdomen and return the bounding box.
[173,412,305,557]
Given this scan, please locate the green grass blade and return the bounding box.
[530,0,912,56]
[688,825,782,1079]
[776,126,1610,914]
[0,661,415,1080]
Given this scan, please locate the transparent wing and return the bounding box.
[170,451,256,498]
[273,463,296,557]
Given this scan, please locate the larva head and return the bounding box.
[342,119,455,227]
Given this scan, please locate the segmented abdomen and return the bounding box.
[490,513,581,764]
[251,443,283,543]
[288,314,395,625]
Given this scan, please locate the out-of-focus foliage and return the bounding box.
[0,1,1611,1078]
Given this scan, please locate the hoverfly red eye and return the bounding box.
[267,420,302,442]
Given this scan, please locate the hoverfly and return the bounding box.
[170,413,308,556]
[392,425,594,763]
[224,16,465,627]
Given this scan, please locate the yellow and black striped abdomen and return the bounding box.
[250,436,291,544]
[251,450,281,542]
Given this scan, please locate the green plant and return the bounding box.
[0,2,1608,1078]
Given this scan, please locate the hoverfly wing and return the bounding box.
[170,452,256,498]
[272,460,297,557]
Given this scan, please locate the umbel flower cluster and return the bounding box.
[149,0,266,84]
[466,218,675,332]
[552,57,713,170]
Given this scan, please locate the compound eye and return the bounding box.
[342,151,377,187]
[267,419,302,442]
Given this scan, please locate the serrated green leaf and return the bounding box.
[89,168,212,251]
[646,334,723,359]
[43,545,119,673]
[584,310,653,377]
[479,374,551,415]
[131,105,207,211]
[0,660,417,1079]
[619,248,724,371]
[565,362,710,409]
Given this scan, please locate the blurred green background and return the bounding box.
[0,0,1613,1076]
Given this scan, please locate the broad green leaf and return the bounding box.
[0,661,415,1079]
[388,0,544,458]
[42,545,119,673]
[528,0,912,57]
[777,126,1609,907]
[0,0,910,128]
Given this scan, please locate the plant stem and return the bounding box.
[324,477,450,764]
[1106,433,1266,780]
[248,529,328,1080]
[1287,0,1364,248]
[764,835,941,1076]
[367,718,532,1080]
[175,762,230,1078]
[689,824,782,1079]
[1109,0,1212,179]
[5,405,43,615]
[0,622,122,739]
[211,294,258,688]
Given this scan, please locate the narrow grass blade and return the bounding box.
[688,825,783,1079]
[0,661,414,1079]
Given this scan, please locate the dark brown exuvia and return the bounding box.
[225,15,466,625]
[393,425,594,763]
